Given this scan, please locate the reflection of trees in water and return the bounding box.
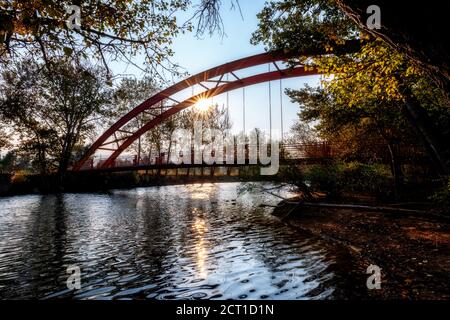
[133,189,174,274]
[17,195,69,298]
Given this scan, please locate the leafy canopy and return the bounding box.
[0,0,192,80]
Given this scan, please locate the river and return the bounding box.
[0,182,349,300]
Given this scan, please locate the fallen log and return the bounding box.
[285,202,428,215]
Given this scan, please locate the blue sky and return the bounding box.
[114,0,321,136]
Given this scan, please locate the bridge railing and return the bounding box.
[75,141,427,171]
[76,142,336,170]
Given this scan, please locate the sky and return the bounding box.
[114,0,321,137]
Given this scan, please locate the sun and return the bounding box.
[194,98,211,112]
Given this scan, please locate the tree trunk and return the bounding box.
[401,90,448,175]
[58,145,72,174]
[167,140,173,164]
[387,142,404,198]
[157,146,161,176]
[137,136,141,166]
[37,147,48,176]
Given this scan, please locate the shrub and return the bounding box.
[304,162,391,197]
[304,162,342,197]
[340,162,391,194]
[429,177,450,209]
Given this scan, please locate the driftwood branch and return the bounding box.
[285,201,428,215]
[263,190,288,200]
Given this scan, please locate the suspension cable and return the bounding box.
[280,78,284,142]
[226,73,230,131]
[269,64,272,142]
[243,87,246,134]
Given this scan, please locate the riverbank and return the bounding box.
[0,170,282,197]
[272,198,450,299]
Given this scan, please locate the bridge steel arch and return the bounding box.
[73,52,321,171]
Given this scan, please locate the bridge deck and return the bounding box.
[74,158,332,174]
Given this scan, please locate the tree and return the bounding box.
[112,77,161,162]
[289,84,412,193]
[0,0,193,80]
[0,59,112,174]
[192,0,448,174]
[251,0,359,54]
[176,103,231,175]
[0,1,252,80]
[191,0,242,38]
[316,40,449,175]
[0,150,15,173]
[203,0,449,98]
[334,0,449,98]
[251,0,449,175]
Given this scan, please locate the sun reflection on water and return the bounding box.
[189,184,216,200]
[193,217,208,278]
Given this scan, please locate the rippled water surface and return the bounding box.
[0,183,344,300]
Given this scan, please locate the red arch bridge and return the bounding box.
[72,51,333,173]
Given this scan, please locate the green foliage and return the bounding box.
[251,0,358,53]
[340,162,391,194]
[0,151,15,173]
[305,162,391,197]
[305,163,341,196]
[252,1,430,104]
[111,77,161,156]
[287,82,421,162]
